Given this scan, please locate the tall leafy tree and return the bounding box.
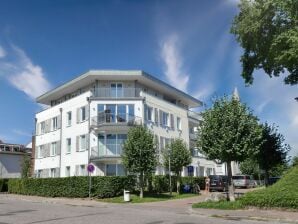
[198,96,262,201]
[231,0,298,85]
[163,139,192,194]
[21,155,31,178]
[239,159,261,180]
[122,125,157,198]
[257,123,290,186]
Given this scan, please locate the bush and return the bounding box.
[0,178,9,192]
[151,175,205,193]
[8,176,135,198]
[240,166,298,209]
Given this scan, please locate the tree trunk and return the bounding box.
[139,172,144,198]
[177,172,181,194]
[227,161,235,202]
[264,170,269,187]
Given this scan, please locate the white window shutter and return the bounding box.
[76,136,80,152]
[159,110,163,125]
[55,168,60,177]
[56,141,61,155]
[86,134,89,151]
[144,104,147,121]
[75,165,79,176]
[154,108,158,126]
[170,114,174,130]
[57,115,61,129]
[76,108,80,123]
[36,122,40,135]
[85,105,89,120]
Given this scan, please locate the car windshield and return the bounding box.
[232,176,245,180]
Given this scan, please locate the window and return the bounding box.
[52,117,58,131]
[38,145,44,158]
[67,112,72,126]
[37,170,42,178]
[106,134,117,155]
[106,164,125,176]
[65,166,70,177]
[80,135,86,151]
[99,134,127,156]
[111,83,123,97]
[147,106,153,121]
[177,117,181,130]
[50,168,56,178]
[81,107,86,121]
[50,142,57,156]
[40,121,45,134]
[66,138,71,154]
[162,112,169,127]
[80,165,86,176]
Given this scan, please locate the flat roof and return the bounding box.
[36,70,202,108]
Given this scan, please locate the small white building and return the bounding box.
[0,141,31,178]
[34,70,222,177]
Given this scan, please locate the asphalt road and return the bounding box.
[0,194,270,224]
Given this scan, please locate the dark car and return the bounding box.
[268,177,280,185]
[209,175,228,192]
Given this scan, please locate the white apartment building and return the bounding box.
[34,70,221,178]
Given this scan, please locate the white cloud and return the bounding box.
[0,45,6,58]
[0,45,52,99]
[160,34,189,92]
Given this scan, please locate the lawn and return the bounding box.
[98,192,199,203]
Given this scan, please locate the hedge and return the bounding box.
[0,178,9,192]
[8,176,135,198]
[151,175,205,193]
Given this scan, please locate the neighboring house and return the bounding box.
[34,70,220,178]
[0,140,31,178]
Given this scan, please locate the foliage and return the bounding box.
[239,159,261,179]
[198,96,262,200]
[257,123,290,185]
[7,176,135,198]
[151,175,205,193]
[98,192,198,203]
[122,125,157,198]
[192,200,245,210]
[21,155,31,178]
[0,178,9,192]
[231,0,298,85]
[240,166,298,209]
[163,139,192,193]
[291,156,298,167]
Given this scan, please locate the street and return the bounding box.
[0,194,273,224]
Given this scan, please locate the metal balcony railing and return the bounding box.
[92,88,141,98]
[91,113,142,127]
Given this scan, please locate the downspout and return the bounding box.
[59,108,63,177]
[87,96,92,198]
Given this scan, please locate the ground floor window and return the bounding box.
[106,164,125,176]
[65,166,70,177]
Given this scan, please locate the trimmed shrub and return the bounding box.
[240,166,298,209]
[151,175,205,193]
[0,178,9,192]
[8,176,135,198]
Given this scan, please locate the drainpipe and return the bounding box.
[59,108,63,177]
[87,96,92,198]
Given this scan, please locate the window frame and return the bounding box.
[52,117,58,131]
[67,111,72,126]
[80,135,86,151]
[50,142,57,156]
[66,138,71,154]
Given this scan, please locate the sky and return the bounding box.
[0,0,297,157]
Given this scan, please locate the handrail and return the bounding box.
[92,87,141,98]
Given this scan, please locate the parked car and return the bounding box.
[268,177,280,185]
[209,175,228,192]
[232,175,255,188]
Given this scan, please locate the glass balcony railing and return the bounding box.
[91,113,142,127]
[91,145,123,159]
[92,88,141,98]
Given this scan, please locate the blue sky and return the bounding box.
[0,0,297,157]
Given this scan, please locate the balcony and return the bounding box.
[188,110,202,122]
[91,146,122,162]
[91,113,142,131]
[92,87,141,98]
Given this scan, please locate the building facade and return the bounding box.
[34,70,220,178]
[0,140,31,178]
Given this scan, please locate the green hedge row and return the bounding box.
[8,176,136,198]
[0,178,9,192]
[151,175,205,193]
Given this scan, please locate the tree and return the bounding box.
[21,155,31,178]
[231,0,298,85]
[197,96,262,201]
[292,156,298,167]
[163,139,192,194]
[256,123,290,186]
[122,125,157,198]
[239,159,261,180]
